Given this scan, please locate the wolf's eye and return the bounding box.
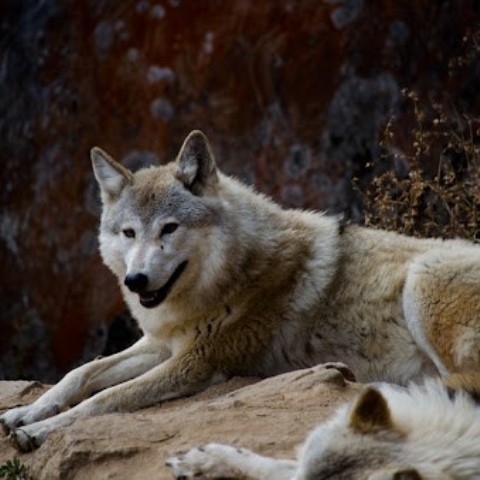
[161,222,179,235]
[122,228,135,239]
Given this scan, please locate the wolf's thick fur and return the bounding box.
[167,376,480,479]
[1,130,480,451]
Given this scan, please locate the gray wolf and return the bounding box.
[1,130,479,451]
[166,374,480,479]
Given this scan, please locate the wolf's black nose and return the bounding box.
[124,273,148,293]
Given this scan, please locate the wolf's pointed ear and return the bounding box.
[91,147,133,201]
[175,130,218,195]
[349,387,394,434]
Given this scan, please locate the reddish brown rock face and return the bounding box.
[1,1,478,380]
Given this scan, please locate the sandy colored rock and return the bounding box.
[0,365,361,479]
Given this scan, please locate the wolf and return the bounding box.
[166,374,480,479]
[1,130,480,451]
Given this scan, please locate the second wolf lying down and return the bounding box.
[2,130,480,450]
[167,373,480,479]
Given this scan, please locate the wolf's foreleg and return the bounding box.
[9,349,217,451]
[166,444,297,480]
[0,336,168,433]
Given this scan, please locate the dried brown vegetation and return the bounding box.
[359,33,480,242]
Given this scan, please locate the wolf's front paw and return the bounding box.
[0,406,32,434]
[166,444,243,479]
[9,422,49,452]
[0,403,60,435]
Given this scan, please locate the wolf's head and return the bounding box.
[91,130,224,312]
[294,387,427,480]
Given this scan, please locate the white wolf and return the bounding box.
[167,376,480,479]
[1,130,480,451]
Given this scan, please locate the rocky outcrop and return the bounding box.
[1,1,479,380]
[0,365,361,480]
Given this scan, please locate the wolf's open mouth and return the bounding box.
[139,260,188,308]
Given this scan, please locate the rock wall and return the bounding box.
[1,0,479,381]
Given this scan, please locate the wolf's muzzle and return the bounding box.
[125,261,189,308]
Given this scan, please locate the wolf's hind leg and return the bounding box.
[166,444,297,480]
[1,336,168,432]
[404,249,480,375]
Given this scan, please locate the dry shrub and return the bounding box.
[359,34,480,242]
